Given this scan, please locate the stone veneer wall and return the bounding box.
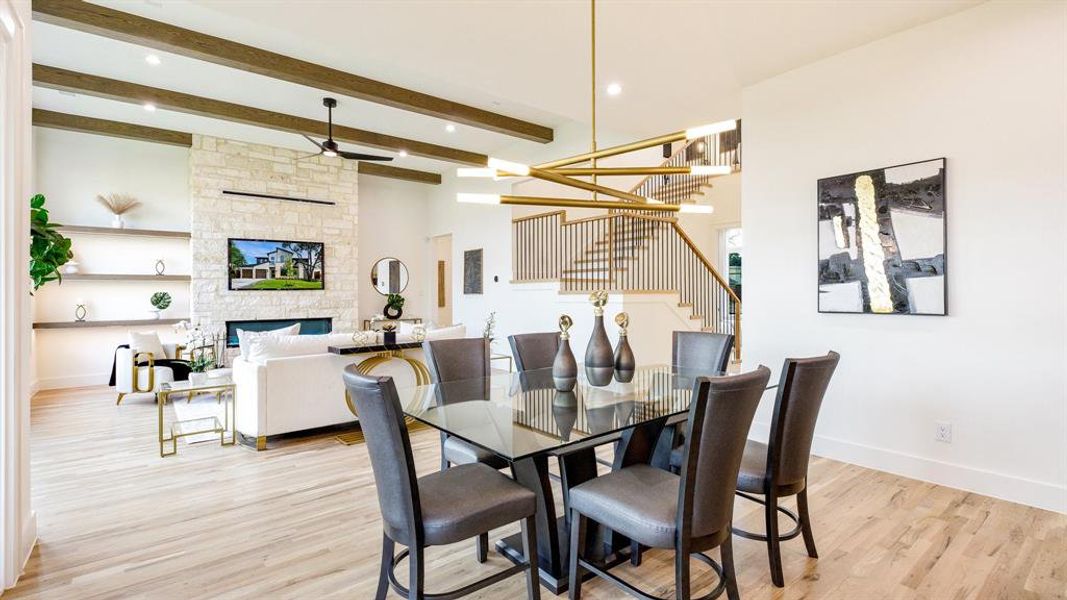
[189,135,359,335]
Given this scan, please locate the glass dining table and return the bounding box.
[395,363,777,594]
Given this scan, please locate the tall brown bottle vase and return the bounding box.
[613,312,635,382]
[552,315,578,392]
[584,291,614,386]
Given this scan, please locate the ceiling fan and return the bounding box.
[300,97,393,161]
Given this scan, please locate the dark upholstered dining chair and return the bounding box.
[343,369,540,600]
[733,351,839,588]
[422,337,508,563]
[567,367,771,600]
[508,332,560,372]
[664,332,736,471]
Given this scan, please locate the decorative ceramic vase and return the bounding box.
[552,315,578,392]
[584,291,614,386]
[189,372,208,386]
[111,215,125,229]
[64,261,80,275]
[613,312,635,383]
[150,309,162,320]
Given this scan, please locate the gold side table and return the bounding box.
[157,376,236,457]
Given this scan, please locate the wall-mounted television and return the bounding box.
[228,238,325,291]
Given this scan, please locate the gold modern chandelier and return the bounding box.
[456,0,736,214]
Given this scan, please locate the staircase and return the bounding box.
[511,125,742,359]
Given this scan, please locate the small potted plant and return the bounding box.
[384,293,405,319]
[95,193,141,229]
[188,353,215,386]
[150,291,172,319]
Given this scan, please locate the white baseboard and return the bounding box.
[749,421,1066,514]
[19,511,36,579]
[35,372,110,391]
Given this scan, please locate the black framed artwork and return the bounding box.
[817,158,946,315]
[463,248,483,295]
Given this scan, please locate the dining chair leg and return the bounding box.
[720,533,740,600]
[375,534,394,600]
[408,545,425,600]
[630,540,643,566]
[521,515,541,600]
[765,491,785,587]
[797,487,819,558]
[476,532,489,563]
[568,509,587,600]
[674,542,691,600]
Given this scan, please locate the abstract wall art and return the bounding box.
[817,158,946,315]
[463,248,483,295]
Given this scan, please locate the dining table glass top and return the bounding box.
[396,363,777,462]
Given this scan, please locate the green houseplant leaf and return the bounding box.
[29,194,74,293]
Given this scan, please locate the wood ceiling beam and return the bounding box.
[358,162,441,186]
[31,0,554,143]
[31,107,443,185]
[33,64,488,166]
[32,108,192,146]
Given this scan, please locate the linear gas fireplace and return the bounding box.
[225,317,333,347]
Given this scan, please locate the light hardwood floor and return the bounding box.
[5,386,1065,599]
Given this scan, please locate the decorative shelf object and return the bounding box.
[57,225,191,239]
[33,318,187,330]
[62,274,191,282]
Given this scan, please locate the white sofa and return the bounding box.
[232,326,465,446]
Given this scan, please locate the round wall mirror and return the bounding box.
[371,257,409,295]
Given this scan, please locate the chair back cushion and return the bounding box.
[508,332,559,372]
[341,368,421,546]
[422,337,490,383]
[129,331,167,360]
[672,331,734,373]
[678,367,770,540]
[769,351,840,487]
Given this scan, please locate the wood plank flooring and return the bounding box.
[5,386,1065,599]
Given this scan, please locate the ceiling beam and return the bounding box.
[31,0,554,143]
[358,162,441,186]
[32,108,192,146]
[33,64,488,166]
[31,108,444,185]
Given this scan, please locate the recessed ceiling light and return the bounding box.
[445,123,456,133]
[142,102,157,112]
[398,150,408,158]
[606,82,622,96]
[145,54,161,66]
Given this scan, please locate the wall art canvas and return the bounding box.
[817,158,946,315]
[228,238,325,290]
[463,248,483,295]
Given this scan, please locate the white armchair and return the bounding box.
[114,343,182,404]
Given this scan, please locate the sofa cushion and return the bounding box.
[426,324,466,340]
[237,324,300,359]
[246,333,355,363]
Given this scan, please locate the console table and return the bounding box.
[328,341,431,416]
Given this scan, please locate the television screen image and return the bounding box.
[228,238,325,290]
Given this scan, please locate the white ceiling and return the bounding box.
[33,0,980,172]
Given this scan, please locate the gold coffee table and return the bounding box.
[157,376,236,457]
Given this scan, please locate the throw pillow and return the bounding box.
[237,323,300,359]
[128,331,167,360]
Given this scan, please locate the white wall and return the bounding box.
[31,129,191,390]
[33,127,190,230]
[357,175,430,326]
[741,1,1066,512]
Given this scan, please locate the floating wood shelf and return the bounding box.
[33,318,187,330]
[57,225,191,239]
[62,274,191,282]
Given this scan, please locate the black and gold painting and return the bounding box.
[817,158,946,315]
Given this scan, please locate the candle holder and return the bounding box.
[74,303,87,322]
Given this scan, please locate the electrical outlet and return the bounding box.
[935,421,953,443]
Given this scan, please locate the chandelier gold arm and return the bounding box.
[527,167,647,203]
[547,166,694,176]
[499,195,681,212]
[533,131,688,170]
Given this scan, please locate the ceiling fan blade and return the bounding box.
[301,133,326,150]
[338,150,394,161]
[295,151,323,162]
